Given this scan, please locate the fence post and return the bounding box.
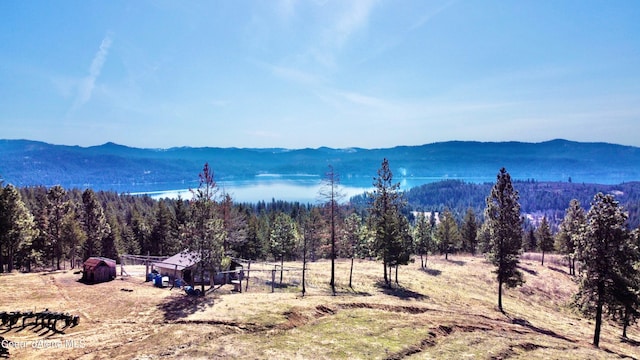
[245,261,251,292]
[271,269,276,293]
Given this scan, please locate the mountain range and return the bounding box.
[1,139,639,193]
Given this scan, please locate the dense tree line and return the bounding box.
[2,163,640,346]
[381,179,640,229]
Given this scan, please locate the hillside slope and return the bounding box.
[1,139,640,192]
[0,255,637,359]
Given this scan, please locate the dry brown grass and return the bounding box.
[0,255,638,359]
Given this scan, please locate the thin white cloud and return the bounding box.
[411,0,457,30]
[71,34,113,112]
[307,0,378,68]
[331,0,377,47]
[336,90,389,109]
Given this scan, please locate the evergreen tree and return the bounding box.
[608,226,640,339]
[130,209,150,255]
[102,215,121,260]
[61,206,85,269]
[535,216,554,266]
[368,158,405,287]
[240,210,263,260]
[340,213,366,288]
[0,184,38,272]
[574,193,635,347]
[413,212,433,269]
[460,208,479,255]
[47,185,70,269]
[319,165,343,295]
[29,188,49,270]
[120,224,140,255]
[477,222,492,254]
[435,208,460,260]
[523,228,536,252]
[270,212,298,285]
[174,195,190,228]
[182,163,226,295]
[556,199,586,275]
[81,189,110,260]
[484,168,524,312]
[150,200,177,255]
[219,193,248,258]
[392,214,414,284]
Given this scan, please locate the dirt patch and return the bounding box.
[516,342,545,351]
[337,302,433,314]
[385,335,437,360]
[169,319,267,333]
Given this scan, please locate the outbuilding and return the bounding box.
[152,251,244,287]
[81,257,117,283]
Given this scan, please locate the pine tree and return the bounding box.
[120,224,140,255]
[392,214,414,284]
[435,208,460,260]
[102,215,121,260]
[130,209,150,255]
[270,212,298,285]
[29,189,49,270]
[574,193,635,347]
[61,206,85,269]
[319,165,343,295]
[608,227,640,339]
[340,213,365,288]
[368,158,405,287]
[47,185,70,269]
[413,212,433,269]
[241,210,263,260]
[219,193,248,258]
[81,189,110,260]
[484,168,524,312]
[460,208,479,255]
[182,163,226,295]
[536,216,554,266]
[0,184,38,272]
[150,200,177,256]
[556,199,586,275]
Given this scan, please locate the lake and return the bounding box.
[131,175,496,203]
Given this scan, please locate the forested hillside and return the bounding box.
[1,177,638,274]
[2,139,640,191]
[2,164,640,351]
[350,179,640,229]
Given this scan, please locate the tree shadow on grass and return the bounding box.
[420,268,442,276]
[375,281,428,300]
[446,259,466,266]
[510,317,574,343]
[548,266,568,275]
[603,346,639,360]
[157,292,217,321]
[622,337,640,347]
[265,281,294,289]
[517,265,538,276]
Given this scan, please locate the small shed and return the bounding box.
[152,251,244,287]
[152,251,200,283]
[82,257,117,283]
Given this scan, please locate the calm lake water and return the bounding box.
[132,175,496,203]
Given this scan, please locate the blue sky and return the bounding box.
[1,0,639,149]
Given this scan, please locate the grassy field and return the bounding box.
[0,254,638,359]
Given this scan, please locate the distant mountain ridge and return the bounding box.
[1,139,639,192]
